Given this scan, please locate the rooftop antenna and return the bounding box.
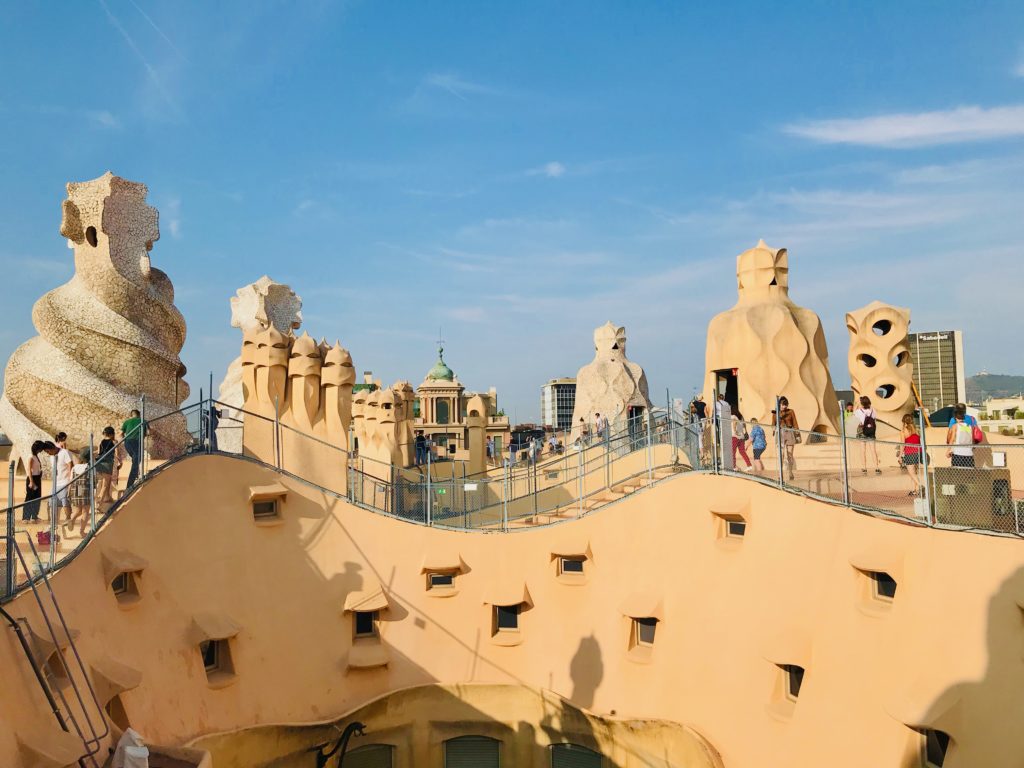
[436,327,445,358]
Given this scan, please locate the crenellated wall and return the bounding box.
[1,455,1023,767]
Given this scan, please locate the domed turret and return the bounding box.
[426,346,455,382]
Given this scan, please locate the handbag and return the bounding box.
[971,423,984,444]
[36,530,57,547]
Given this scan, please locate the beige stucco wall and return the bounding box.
[1,453,1022,767]
[193,684,722,768]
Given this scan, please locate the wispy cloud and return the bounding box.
[97,0,181,115]
[89,110,120,128]
[126,0,187,61]
[784,105,1024,148]
[161,197,182,238]
[526,161,566,178]
[421,72,496,100]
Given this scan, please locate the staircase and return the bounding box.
[3,531,108,767]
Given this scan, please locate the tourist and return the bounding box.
[507,441,516,467]
[948,403,978,428]
[486,436,494,463]
[96,426,117,503]
[854,396,881,475]
[715,394,733,470]
[203,401,221,452]
[771,397,799,481]
[63,446,92,538]
[693,395,707,421]
[750,418,767,472]
[123,409,143,487]
[731,410,753,472]
[684,401,703,469]
[578,417,590,446]
[843,401,858,438]
[899,413,922,496]
[528,437,538,465]
[594,412,608,444]
[111,430,127,499]
[22,440,48,522]
[53,432,74,523]
[946,404,975,468]
[414,431,426,465]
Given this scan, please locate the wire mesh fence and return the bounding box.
[5,394,1024,605]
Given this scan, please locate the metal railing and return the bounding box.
[712,409,1024,535]
[4,395,1023,606]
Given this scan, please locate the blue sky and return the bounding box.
[1,1,1023,422]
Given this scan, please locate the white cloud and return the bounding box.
[421,72,495,100]
[88,110,120,128]
[162,197,182,238]
[526,161,566,178]
[784,105,1024,148]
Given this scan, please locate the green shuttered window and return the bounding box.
[444,735,500,767]
[551,743,602,768]
[345,744,393,768]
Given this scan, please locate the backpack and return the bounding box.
[862,413,877,438]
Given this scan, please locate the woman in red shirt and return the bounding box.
[899,413,922,497]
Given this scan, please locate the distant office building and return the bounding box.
[908,330,966,413]
[541,378,576,431]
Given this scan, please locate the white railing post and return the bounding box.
[775,396,784,488]
[502,459,509,531]
[88,431,97,534]
[49,454,58,569]
[711,408,721,474]
[577,442,584,517]
[6,461,15,595]
[273,396,281,470]
[646,409,654,482]
[426,447,432,526]
[139,394,147,480]
[918,407,934,525]
[839,400,851,505]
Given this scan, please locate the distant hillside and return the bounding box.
[968,373,1024,403]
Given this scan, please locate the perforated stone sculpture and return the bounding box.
[846,301,914,424]
[217,276,302,452]
[570,322,652,439]
[0,172,190,465]
[704,240,840,433]
[241,327,356,493]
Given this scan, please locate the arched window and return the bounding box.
[444,735,499,768]
[436,399,450,424]
[551,743,602,767]
[346,743,394,768]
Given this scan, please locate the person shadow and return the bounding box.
[894,564,1024,767]
[569,634,603,710]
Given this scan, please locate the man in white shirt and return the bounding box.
[594,412,608,444]
[53,432,74,521]
[715,394,734,470]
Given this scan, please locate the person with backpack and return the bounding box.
[854,395,881,475]
[749,418,767,472]
[946,404,976,468]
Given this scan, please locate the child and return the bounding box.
[750,418,767,472]
[63,447,92,538]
